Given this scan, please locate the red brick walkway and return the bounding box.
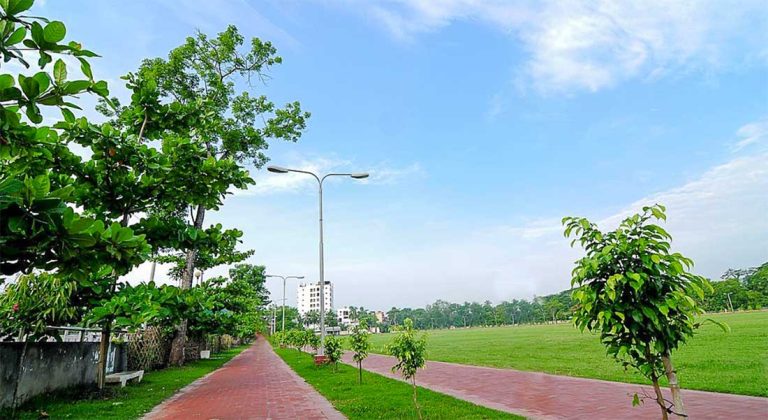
[144,339,344,420]
[342,352,768,420]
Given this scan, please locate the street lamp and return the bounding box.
[266,274,304,332]
[267,165,368,361]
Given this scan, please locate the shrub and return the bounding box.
[350,320,372,384]
[386,318,427,419]
[324,335,343,372]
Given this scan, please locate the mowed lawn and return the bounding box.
[366,311,767,397]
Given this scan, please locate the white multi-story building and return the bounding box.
[297,281,333,316]
[337,307,352,325]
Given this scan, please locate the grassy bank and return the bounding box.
[366,311,768,397]
[274,346,522,419]
[4,344,249,420]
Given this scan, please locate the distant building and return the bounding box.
[337,307,352,325]
[297,281,333,316]
[374,310,386,324]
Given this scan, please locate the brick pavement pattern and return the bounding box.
[144,338,344,420]
[342,352,768,420]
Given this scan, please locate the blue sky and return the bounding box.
[38,1,768,310]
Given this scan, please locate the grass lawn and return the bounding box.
[4,344,249,420]
[275,346,522,419]
[365,311,768,397]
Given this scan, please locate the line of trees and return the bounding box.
[384,262,767,331]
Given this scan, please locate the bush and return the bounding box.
[386,318,427,419]
[324,335,343,372]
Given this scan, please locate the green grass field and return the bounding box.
[4,345,248,420]
[365,311,768,397]
[275,347,521,419]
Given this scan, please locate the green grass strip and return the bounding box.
[274,346,523,419]
[4,344,249,420]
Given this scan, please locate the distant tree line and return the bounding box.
[385,262,768,330]
[268,262,767,333]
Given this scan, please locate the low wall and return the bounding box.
[0,342,126,408]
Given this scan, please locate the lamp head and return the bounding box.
[350,173,369,179]
[267,165,289,174]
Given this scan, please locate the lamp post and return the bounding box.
[266,274,304,332]
[267,165,368,361]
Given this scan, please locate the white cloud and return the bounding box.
[356,0,768,94]
[234,156,424,195]
[367,162,426,185]
[237,156,351,195]
[732,118,768,152]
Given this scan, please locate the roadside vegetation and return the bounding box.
[3,345,248,420]
[274,346,521,419]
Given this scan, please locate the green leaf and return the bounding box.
[702,318,731,333]
[78,57,92,80]
[61,107,75,122]
[25,103,42,123]
[0,74,14,90]
[32,72,50,93]
[5,0,33,15]
[69,233,97,247]
[91,80,108,97]
[30,175,51,197]
[67,218,94,234]
[116,227,133,243]
[43,21,67,43]
[19,74,40,99]
[61,80,90,95]
[53,59,67,84]
[6,26,26,45]
[8,216,24,233]
[29,21,44,45]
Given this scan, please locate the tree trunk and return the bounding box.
[168,203,206,366]
[97,322,111,389]
[11,331,27,414]
[412,376,422,420]
[651,374,669,420]
[662,351,687,418]
[358,361,362,384]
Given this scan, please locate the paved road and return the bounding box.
[144,339,344,420]
[342,352,768,420]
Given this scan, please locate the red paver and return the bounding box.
[342,352,768,420]
[144,338,344,420]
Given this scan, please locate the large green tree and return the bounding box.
[563,204,720,419]
[0,0,148,283]
[0,0,157,389]
[124,26,308,364]
[188,264,270,340]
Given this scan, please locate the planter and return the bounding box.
[200,350,211,359]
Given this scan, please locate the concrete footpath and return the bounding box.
[144,339,344,420]
[342,352,768,420]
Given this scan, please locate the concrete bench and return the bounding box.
[106,370,144,387]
